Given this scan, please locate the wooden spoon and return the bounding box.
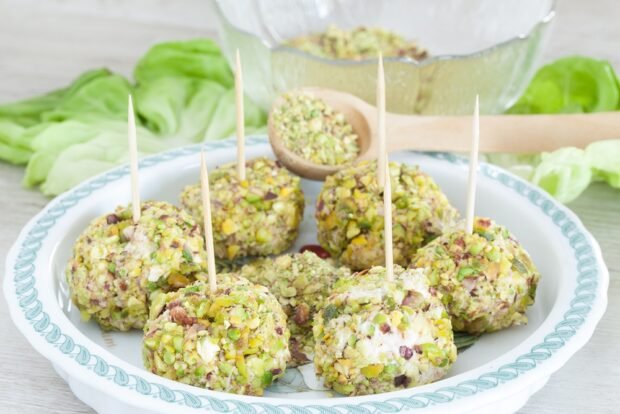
[268,87,620,180]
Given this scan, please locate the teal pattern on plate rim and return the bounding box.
[12,136,600,412]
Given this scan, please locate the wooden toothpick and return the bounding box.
[235,49,246,181]
[465,95,480,234]
[200,151,217,293]
[377,52,387,189]
[383,159,394,281]
[127,95,140,223]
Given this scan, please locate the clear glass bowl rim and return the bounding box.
[211,0,557,66]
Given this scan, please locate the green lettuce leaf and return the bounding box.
[0,69,112,128]
[0,119,31,164]
[135,76,228,142]
[40,123,167,196]
[0,39,267,196]
[22,120,161,189]
[41,73,132,122]
[135,76,266,145]
[202,89,267,141]
[530,148,592,203]
[585,139,620,187]
[0,69,123,165]
[490,56,620,203]
[134,39,233,87]
[132,39,267,144]
[0,141,32,165]
[508,56,620,114]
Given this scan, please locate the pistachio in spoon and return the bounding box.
[269,88,373,181]
[270,92,360,167]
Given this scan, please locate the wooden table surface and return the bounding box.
[1,1,618,413]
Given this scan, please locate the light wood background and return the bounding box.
[0,0,619,413]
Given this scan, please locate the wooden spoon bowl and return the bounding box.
[268,88,375,180]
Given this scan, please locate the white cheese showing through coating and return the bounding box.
[274,349,291,368]
[147,266,165,282]
[124,226,156,259]
[401,271,432,298]
[355,315,434,364]
[197,337,220,363]
[346,287,387,301]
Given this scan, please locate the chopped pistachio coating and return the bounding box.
[143,276,290,396]
[316,160,459,271]
[66,201,207,331]
[180,157,305,260]
[285,25,428,61]
[313,265,457,396]
[239,251,351,366]
[271,92,359,166]
[411,217,541,335]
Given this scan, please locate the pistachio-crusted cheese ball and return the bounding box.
[316,160,459,271]
[239,251,350,366]
[143,276,290,396]
[313,266,457,396]
[66,201,207,331]
[411,217,540,335]
[180,157,304,260]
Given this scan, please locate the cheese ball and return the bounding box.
[411,217,540,335]
[239,251,350,366]
[313,265,457,396]
[180,157,304,260]
[316,160,459,271]
[66,201,207,331]
[143,276,290,396]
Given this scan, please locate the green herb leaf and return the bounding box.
[457,266,479,281]
[453,331,479,352]
[323,304,338,322]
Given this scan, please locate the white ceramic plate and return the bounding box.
[4,136,608,414]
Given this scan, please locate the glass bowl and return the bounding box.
[211,0,556,115]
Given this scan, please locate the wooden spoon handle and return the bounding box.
[382,111,620,153]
